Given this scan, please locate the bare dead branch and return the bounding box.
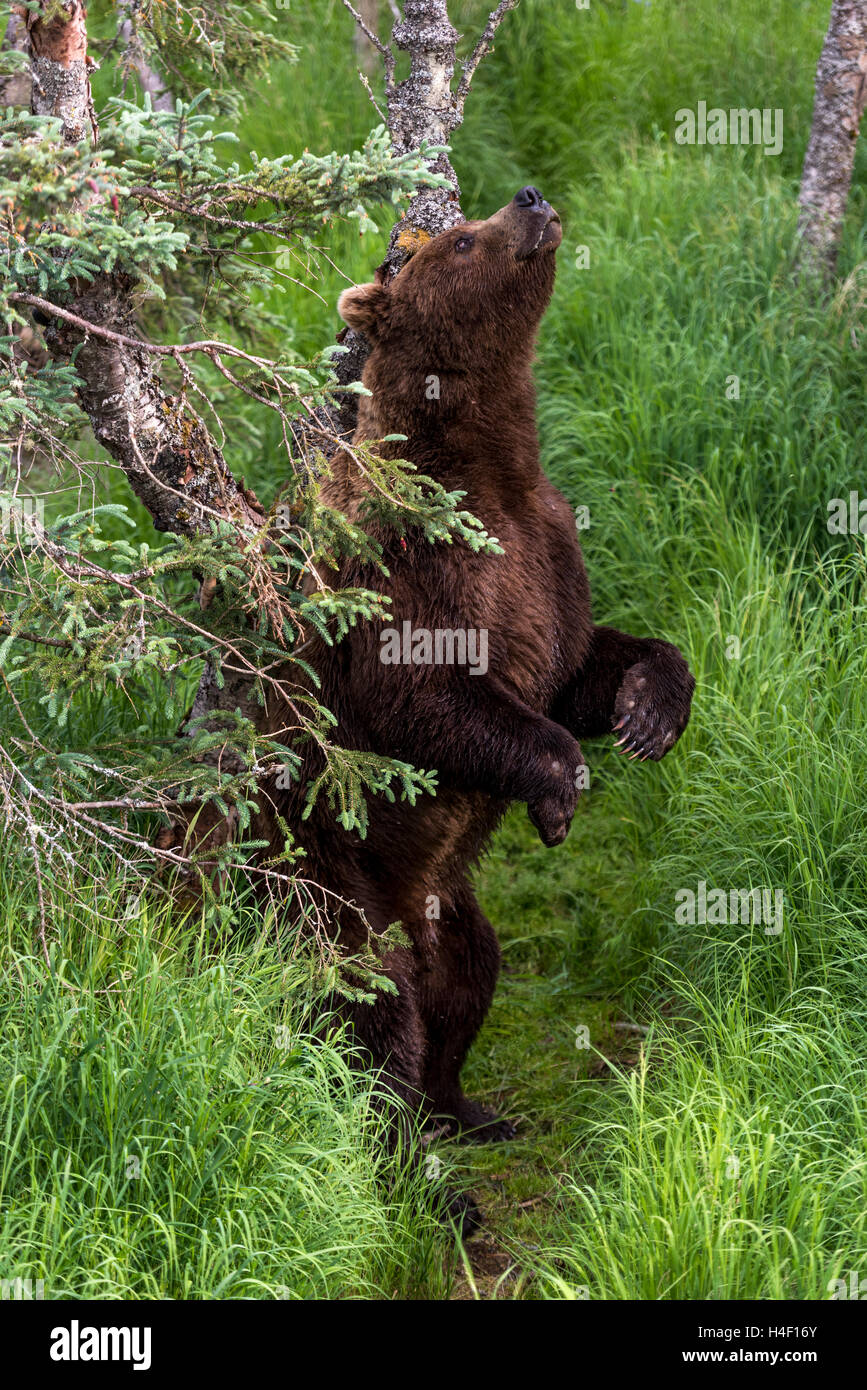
[0,625,73,650]
[357,67,387,122]
[10,292,301,371]
[342,0,396,92]
[456,0,520,112]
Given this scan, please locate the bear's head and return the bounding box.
[338,187,562,400]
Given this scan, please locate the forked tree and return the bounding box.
[0,1,517,959]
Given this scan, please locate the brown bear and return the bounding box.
[264,187,694,1227]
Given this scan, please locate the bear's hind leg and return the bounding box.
[341,943,482,1234]
[419,889,515,1143]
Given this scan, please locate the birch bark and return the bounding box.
[798,1,867,276]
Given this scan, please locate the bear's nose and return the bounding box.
[514,185,546,209]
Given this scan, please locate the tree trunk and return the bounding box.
[22,3,262,540]
[118,0,174,113]
[25,0,95,143]
[332,1,516,433]
[386,0,465,247]
[45,282,265,539]
[0,8,31,108]
[797,0,867,277]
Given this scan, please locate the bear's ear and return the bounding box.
[337,281,390,336]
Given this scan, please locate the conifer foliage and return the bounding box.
[0,1,497,942]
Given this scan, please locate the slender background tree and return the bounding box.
[798,0,867,276]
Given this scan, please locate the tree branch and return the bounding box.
[10,292,299,369]
[343,0,395,89]
[455,0,519,113]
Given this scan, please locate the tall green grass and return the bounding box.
[0,879,455,1299]
[483,540,867,1298]
[3,0,867,1298]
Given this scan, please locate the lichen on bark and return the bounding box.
[24,0,96,143]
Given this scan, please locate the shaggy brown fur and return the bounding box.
[270,189,693,1226]
[168,189,695,1231]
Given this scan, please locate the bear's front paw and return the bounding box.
[527,792,574,847]
[526,736,584,847]
[613,646,695,762]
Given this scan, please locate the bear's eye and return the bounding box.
[454,235,474,254]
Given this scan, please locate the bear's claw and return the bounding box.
[612,652,694,762]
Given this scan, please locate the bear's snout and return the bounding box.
[496,186,562,260]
